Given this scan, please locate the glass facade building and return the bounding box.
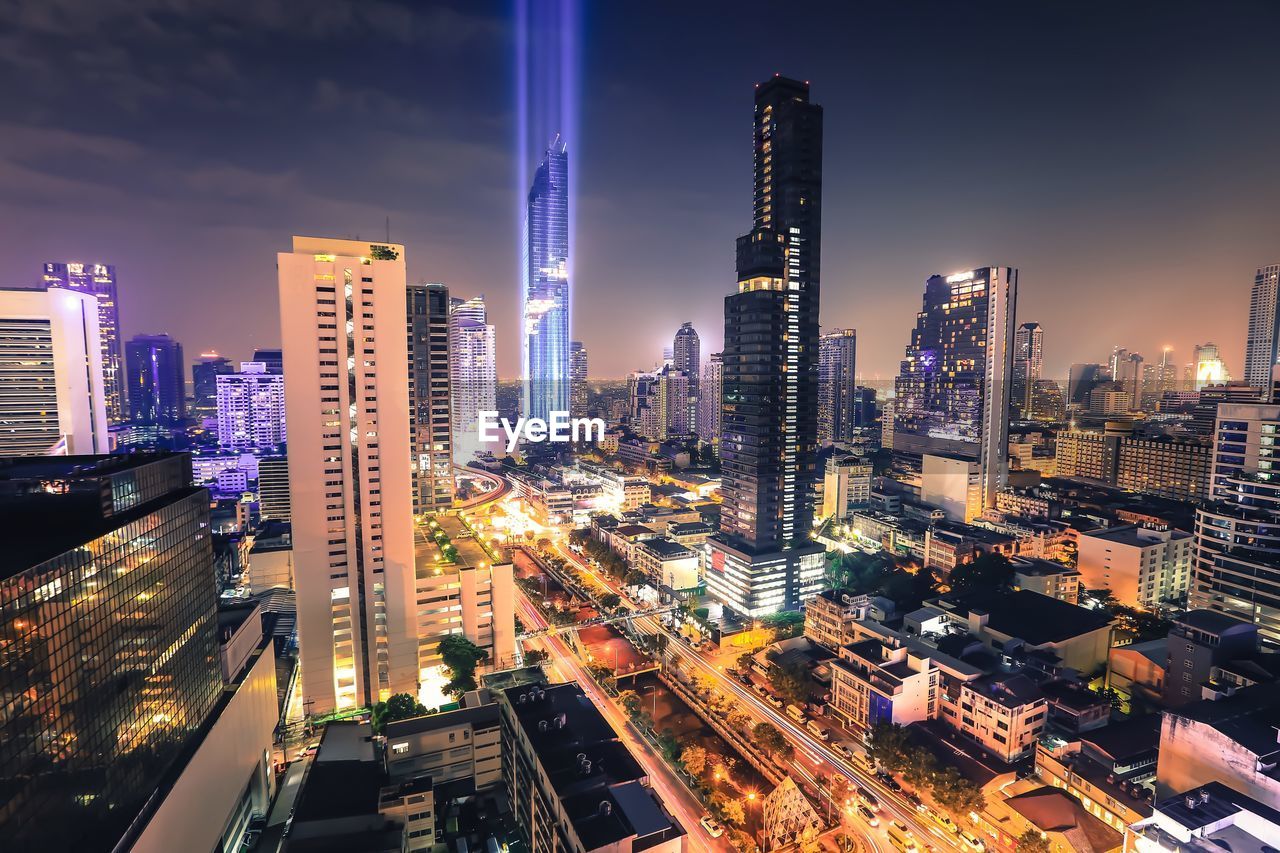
[41,262,125,424]
[0,453,221,851]
[408,283,454,514]
[520,138,571,423]
[125,333,186,428]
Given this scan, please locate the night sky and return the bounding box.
[3,0,1279,382]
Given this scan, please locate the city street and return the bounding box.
[515,589,733,852]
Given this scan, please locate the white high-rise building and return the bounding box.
[278,236,416,713]
[0,286,109,456]
[449,295,497,465]
[215,362,286,451]
[698,352,723,456]
[1244,263,1280,399]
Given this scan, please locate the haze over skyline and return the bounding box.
[3,0,1279,380]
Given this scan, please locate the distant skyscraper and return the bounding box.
[192,351,233,416]
[698,352,723,455]
[0,453,221,848]
[1113,350,1144,403]
[42,262,125,423]
[0,286,109,455]
[521,137,570,422]
[673,322,700,432]
[628,370,660,439]
[251,347,284,375]
[408,283,453,514]
[125,333,185,428]
[216,361,286,450]
[818,328,857,444]
[1068,362,1105,405]
[657,366,692,439]
[278,236,416,713]
[893,268,1018,512]
[257,455,291,522]
[706,75,825,617]
[570,340,588,418]
[1193,342,1231,390]
[1010,322,1043,419]
[450,295,497,464]
[1244,264,1280,399]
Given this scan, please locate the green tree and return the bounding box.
[1017,829,1050,853]
[618,689,642,717]
[948,553,1013,594]
[867,723,909,773]
[736,651,757,673]
[753,721,792,758]
[901,746,938,789]
[624,568,648,587]
[599,593,622,610]
[933,766,986,814]
[372,693,427,734]
[437,635,490,697]
[524,648,549,665]
[760,610,805,640]
[657,728,681,762]
[680,744,709,777]
[712,792,747,827]
[727,710,753,733]
[767,654,812,706]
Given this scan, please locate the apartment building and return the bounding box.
[1077,525,1192,609]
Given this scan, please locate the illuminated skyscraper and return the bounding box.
[251,347,284,375]
[894,268,1018,512]
[818,328,857,444]
[215,361,286,451]
[42,262,125,423]
[192,351,233,416]
[1193,342,1231,390]
[125,333,185,428]
[278,236,416,713]
[407,282,453,513]
[673,322,700,431]
[1244,264,1280,399]
[698,352,723,455]
[570,340,588,418]
[0,286,109,455]
[521,137,570,422]
[706,75,825,617]
[1010,322,1043,419]
[450,295,497,464]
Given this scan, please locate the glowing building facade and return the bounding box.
[450,295,497,465]
[521,138,571,422]
[277,236,417,713]
[42,262,125,423]
[705,76,825,617]
[818,328,857,444]
[893,267,1018,512]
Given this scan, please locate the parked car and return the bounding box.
[806,719,830,740]
[935,814,959,834]
[837,743,856,761]
[753,683,768,696]
[877,771,902,791]
[767,695,784,708]
[960,831,985,851]
[699,816,724,838]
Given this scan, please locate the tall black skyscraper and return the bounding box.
[408,283,454,514]
[125,333,185,427]
[706,75,825,617]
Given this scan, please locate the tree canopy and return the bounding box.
[372,693,427,734]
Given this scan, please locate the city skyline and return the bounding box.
[5,3,1280,381]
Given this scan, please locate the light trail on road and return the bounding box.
[515,590,733,852]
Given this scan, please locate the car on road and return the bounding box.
[767,694,783,708]
[888,820,917,853]
[857,805,880,827]
[753,683,768,696]
[699,816,724,838]
[836,743,856,761]
[934,814,959,834]
[877,770,902,791]
[786,704,806,722]
[806,719,830,740]
[959,831,985,850]
[855,786,881,812]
